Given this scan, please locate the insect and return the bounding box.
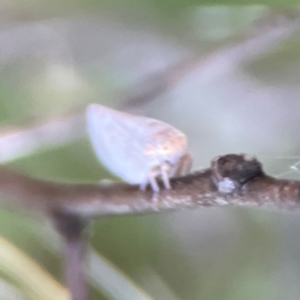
[86,104,192,192]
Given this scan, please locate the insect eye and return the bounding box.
[162,146,169,152]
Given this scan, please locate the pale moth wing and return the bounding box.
[86,104,150,183]
[86,104,192,192]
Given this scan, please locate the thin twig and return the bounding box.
[0,114,85,163]
[121,15,300,109]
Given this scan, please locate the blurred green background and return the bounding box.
[1,0,300,299]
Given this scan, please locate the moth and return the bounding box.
[86,104,192,192]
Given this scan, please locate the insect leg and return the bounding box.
[148,173,160,192]
[171,153,193,177]
[140,168,160,192]
[180,152,193,175]
[160,163,171,190]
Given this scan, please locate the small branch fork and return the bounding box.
[53,213,88,300]
[1,154,300,300]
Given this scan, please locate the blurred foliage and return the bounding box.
[1,0,300,299]
[0,234,69,300]
[8,139,106,182]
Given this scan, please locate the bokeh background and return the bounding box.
[1,1,300,299]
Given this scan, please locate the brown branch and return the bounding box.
[2,154,300,300]
[0,154,300,220]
